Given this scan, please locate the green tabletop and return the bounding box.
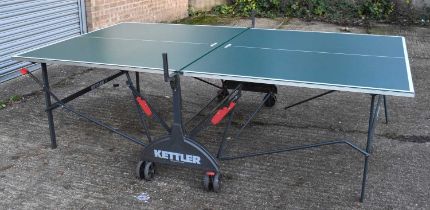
[14,23,413,97]
[15,23,247,71]
[182,28,413,96]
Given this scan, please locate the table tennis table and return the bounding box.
[14,22,414,202]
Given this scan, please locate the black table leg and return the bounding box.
[360,94,382,202]
[135,72,140,94]
[383,95,388,124]
[41,63,57,149]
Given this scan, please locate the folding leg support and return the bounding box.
[383,95,388,124]
[135,72,140,94]
[193,77,223,89]
[188,84,242,138]
[125,72,152,142]
[215,92,382,202]
[284,90,336,110]
[216,110,235,158]
[234,92,272,139]
[360,94,382,202]
[125,73,171,133]
[41,63,57,149]
[26,65,148,148]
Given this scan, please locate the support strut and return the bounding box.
[23,66,147,148]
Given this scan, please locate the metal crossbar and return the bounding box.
[219,140,369,161]
[47,71,125,111]
[210,88,381,202]
[284,90,336,110]
[188,84,242,137]
[29,67,147,147]
[193,77,223,89]
[126,73,171,133]
[125,72,152,142]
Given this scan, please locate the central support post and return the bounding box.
[138,54,221,190]
[163,52,185,141]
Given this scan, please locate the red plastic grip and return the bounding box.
[211,102,236,125]
[20,68,29,75]
[136,96,153,117]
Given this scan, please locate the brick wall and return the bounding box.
[85,0,189,31]
[189,0,226,11]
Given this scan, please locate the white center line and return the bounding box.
[231,45,403,59]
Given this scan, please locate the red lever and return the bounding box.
[211,102,236,125]
[20,68,29,75]
[136,96,153,117]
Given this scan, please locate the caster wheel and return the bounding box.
[264,94,276,107]
[203,172,221,192]
[212,173,221,193]
[203,174,211,191]
[136,160,145,179]
[217,89,229,102]
[143,161,155,181]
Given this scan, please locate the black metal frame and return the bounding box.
[29,56,242,176]
[31,47,388,202]
[211,91,383,202]
[139,53,242,172]
[283,90,388,124]
[34,61,185,150]
[185,64,386,202]
[36,65,148,147]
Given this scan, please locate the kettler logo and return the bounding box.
[154,149,201,164]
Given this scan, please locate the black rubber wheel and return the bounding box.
[203,172,221,192]
[212,174,221,193]
[264,94,276,107]
[217,89,229,102]
[136,160,145,179]
[203,174,211,191]
[143,161,155,181]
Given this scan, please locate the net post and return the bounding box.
[251,10,256,28]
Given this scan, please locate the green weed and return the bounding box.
[0,95,23,110]
[209,0,428,25]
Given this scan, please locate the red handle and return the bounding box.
[211,102,236,125]
[20,68,29,75]
[136,97,153,117]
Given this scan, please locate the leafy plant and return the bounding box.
[285,0,329,19]
[359,0,395,20]
[233,0,257,16]
[213,4,234,15]
[208,0,426,25]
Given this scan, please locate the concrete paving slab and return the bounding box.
[0,19,429,209]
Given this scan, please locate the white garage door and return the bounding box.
[0,0,87,83]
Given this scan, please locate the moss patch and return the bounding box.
[9,95,22,102]
[0,101,6,109]
[0,95,23,110]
